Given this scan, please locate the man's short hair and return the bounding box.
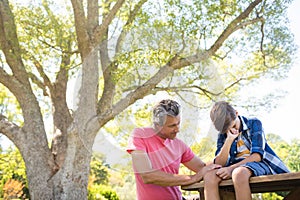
[153,99,180,126]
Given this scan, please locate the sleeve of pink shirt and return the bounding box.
[126,128,148,153]
[180,140,195,163]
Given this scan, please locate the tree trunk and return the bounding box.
[21,127,96,200]
[51,130,93,200]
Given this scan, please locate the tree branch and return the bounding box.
[208,0,263,54]
[87,0,99,33]
[92,0,126,46]
[71,0,91,57]
[0,67,13,87]
[0,0,30,86]
[31,56,53,93]
[116,0,148,53]
[232,17,264,33]
[93,0,265,128]
[0,114,21,146]
[27,72,48,96]
[169,0,264,69]
[97,64,174,127]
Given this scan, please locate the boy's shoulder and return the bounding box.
[241,116,261,125]
[241,116,263,133]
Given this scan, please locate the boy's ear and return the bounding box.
[235,110,239,116]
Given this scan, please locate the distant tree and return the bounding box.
[191,136,216,163]
[3,179,25,199]
[90,155,109,185]
[88,184,120,200]
[286,139,300,172]
[266,133,286,145]
[0,147,28,198]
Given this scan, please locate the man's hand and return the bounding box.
[192,163,222,182]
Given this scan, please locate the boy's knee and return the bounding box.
[203,169,221,185]
[232,167,251,184]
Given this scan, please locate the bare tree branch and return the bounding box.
[87,0,99,32]
[116,0,148,53]
[28,72,48,96]
[0,114,21,145]
[0,0,30,86]
[208,0,262,54]
[233,17,264,32]
[31,56,53,91]
[71,0,91,57]
[92,0,126,46]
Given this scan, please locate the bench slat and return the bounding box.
[182,172,300,194]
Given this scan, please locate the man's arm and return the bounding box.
[183,156,222,183]
[131,150,220,186]
[183,156,206,172]
[139,169,202,186]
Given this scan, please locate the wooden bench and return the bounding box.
[182,171,300,200]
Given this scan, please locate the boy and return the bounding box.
[204,101,289,200]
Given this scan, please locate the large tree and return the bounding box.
[0,0,296,199]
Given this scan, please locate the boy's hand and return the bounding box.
[216,166,234,179]
[227,129,240,141]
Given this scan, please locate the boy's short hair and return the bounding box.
[153,99,180,126]
[210,101,236,133]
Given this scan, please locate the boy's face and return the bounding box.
[227,117,240,135]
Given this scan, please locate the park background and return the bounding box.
[0,0,300,199]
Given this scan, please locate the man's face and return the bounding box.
[157,115,180,140]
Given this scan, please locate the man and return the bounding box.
[127,99,220,200]
[204,101,289,200]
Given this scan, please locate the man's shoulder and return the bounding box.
[132,127,156,138]
[170,137,190,149]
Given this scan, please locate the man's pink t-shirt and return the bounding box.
[127,127,195,200]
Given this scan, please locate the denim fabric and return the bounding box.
[242,161,273,176]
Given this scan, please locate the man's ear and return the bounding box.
[153,123,160,131]
[153,123,163,133]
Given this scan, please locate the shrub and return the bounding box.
[88,184,120,200]
[3,179,24,199]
